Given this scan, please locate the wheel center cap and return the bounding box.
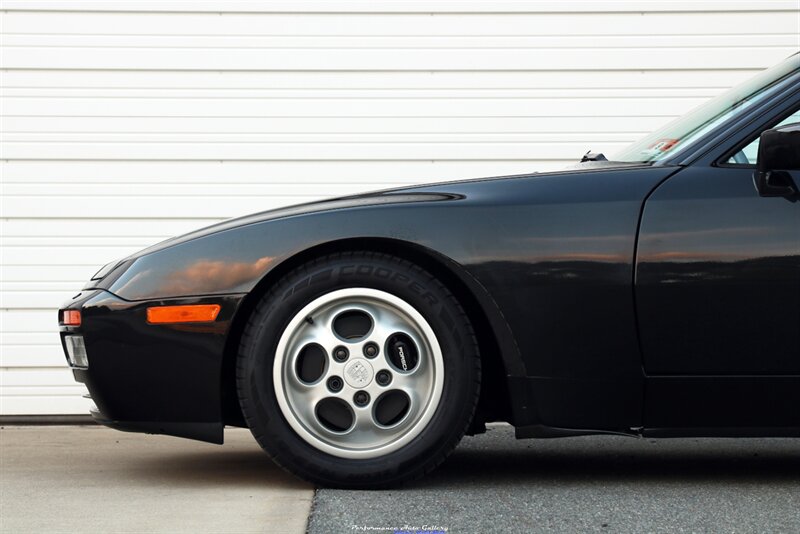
[343,358,374,388]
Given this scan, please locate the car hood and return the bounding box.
[127,162,649,260]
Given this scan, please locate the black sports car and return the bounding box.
[60,54,800,487]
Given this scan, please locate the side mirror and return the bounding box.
[753,122,800,197]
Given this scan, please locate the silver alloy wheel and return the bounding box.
[273,288,444,459]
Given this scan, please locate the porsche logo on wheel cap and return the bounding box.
[343,358,374,388]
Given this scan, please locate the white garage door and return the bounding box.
[1,1,798,416]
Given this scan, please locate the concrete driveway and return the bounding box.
[0,425,313,534]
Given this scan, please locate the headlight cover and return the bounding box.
[92,260,120,281]
[83,258,135,292]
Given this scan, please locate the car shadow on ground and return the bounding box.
[423,430,800,488]
[119,448,310,489]
[120,426,800,490]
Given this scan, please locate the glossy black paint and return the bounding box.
[60,61,800,443]
[637,166,800,376]
[62,289,243,442]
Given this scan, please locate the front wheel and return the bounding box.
[236,252,480,487]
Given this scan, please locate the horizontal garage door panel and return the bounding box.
[3,33,796,50]
[4,10,797,37]
[6,46,793,71]
[4,96,706,117]
[1,69,762,90]
[1,395,91,416]
[0,116,697,138]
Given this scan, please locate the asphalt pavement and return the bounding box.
[308,424,800,534]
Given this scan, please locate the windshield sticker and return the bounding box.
[650,138,680,152]
[638,138,681,159]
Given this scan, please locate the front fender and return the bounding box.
[99,166,677,430]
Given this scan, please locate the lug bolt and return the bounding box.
[353,391,370,407]
[376,370,392,386]
[332,346,349,362]
[327,376,343,392]
[363,342,379,358]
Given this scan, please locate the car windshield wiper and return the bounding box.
[581,151,608,162]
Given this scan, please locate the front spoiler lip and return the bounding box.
[75,362,225,444]
[88,404,224,444]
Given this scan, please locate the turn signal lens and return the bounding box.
[146,304,221,324]
[61,310,82,326]
[64,335,89,368]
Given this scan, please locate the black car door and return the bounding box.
[636,105,800,430]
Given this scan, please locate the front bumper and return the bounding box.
[59,289,246,444]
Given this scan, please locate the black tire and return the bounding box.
[236,251,480,488]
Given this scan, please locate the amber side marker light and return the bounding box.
[146,304,221,324]
[60,310,82,326]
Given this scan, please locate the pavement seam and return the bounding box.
[304,488,321,534]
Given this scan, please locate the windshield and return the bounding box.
[611,54,800,163]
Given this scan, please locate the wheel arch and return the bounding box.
[220,237,523,429]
